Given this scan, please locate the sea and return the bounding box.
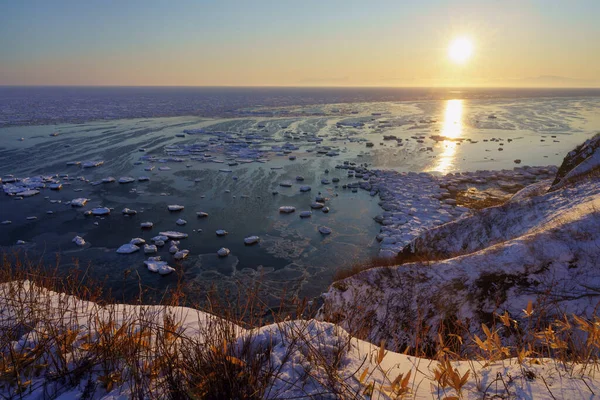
[1,86,599,308]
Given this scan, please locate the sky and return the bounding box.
[1,0,599,87]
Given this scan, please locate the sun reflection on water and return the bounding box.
[430,99,463,174]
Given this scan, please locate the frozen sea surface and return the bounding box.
[0,90,599,307]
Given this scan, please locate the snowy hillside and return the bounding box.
[321,134,600,350]
[2,281,598,399]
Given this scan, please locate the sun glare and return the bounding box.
[448,37,473,64]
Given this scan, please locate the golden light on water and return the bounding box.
[448,37,473,64]
[430,99,463,174]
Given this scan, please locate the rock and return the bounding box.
[217,247,230,257]
[72,236,86,246]
[144,244,158,254]
[159,231,189,239]
[279,206,296,213]
[168,205,184,211]
[71,198,89,207]
[514,159,522,164]
[196,212,209,218]
[91,207,110,216]
[122,208,137,215]
[176,218,187,226]
[130,238,146,245]
[174,249,190,260]
[318,226,332,235]
[216,229,228,236]
[117,244,140,254]
[299,211,312,218]
[244,236,260,245]
[118,177,135,184]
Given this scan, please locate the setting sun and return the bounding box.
[448,37,473,64]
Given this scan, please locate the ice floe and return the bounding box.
[217,247,230,257]
[116,244,140,254]
[244,236,260,245]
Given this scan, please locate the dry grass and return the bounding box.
[455,191,509,210]
[1,252,599,399]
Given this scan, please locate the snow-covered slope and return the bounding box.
[320,135,600,351]
[3,281,598,399]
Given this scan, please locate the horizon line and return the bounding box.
[1,84,600,90]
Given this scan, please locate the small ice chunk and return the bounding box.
[158,265,175,275]
[299,211,312,218]
[152,235,169,242]
[138,176,150,182]
[49,183,63,190]
[122,208,137,215]
[279,206,296,213]
[71,198,89,207]
[244,236,260,245]
[16,240,26,245]
[322,207,330,213]
[118,177,135,184]
[117,244,140,254]
[159,231,188,239]
[168,205,184,211]
[140,222,153,229]
[217,247,230,257]
[279,181,293,187]
[20,190,40,197]
[196,212,209,218]
[173,249,189,260]
[72,236,86,246]
[300,186,311,192]
[216,229,228,236]
[310,202,325,209]
[82,161,104,168]
[169,245,179,254]
[1,220,12,225]
[102,177,116,183]
[91,207,110,216]
[130,238,146,245]
[318,226,332,235]
[176,218,187,226]
[144,244,158,254]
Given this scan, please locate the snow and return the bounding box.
[320,155,600,350]
[2,281,597,399]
